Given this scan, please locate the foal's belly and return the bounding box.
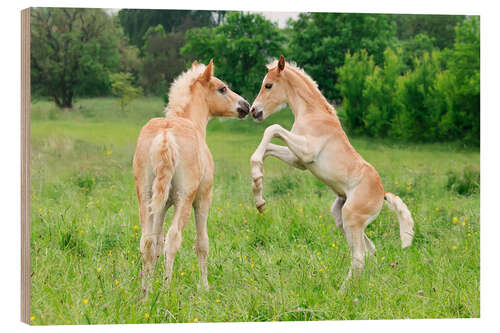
[305,158,351,198]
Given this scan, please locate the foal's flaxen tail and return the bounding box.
[384,192,415,248]
[149,130,176,215]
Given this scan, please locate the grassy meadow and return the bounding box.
[29,97,480,325]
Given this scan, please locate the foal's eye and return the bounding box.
[218,86,227,94]
[265,83,273,89]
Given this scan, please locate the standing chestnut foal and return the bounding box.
[249,56,414,290]
[134,60,250,294]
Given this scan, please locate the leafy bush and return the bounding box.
[364,48,404,137]
[438,17,480,146]
[391,51,443,142]
[446,166,480,196]
[109,72,143,111]
[336,17,479,146]
[337,50,375,133]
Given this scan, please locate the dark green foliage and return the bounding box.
[399,33,436,70]
[73,173,95,194]
[139,25,187,95]
[288,13,397,100]
[182,12,285,99]
[336,16,479,145]
[337,50,375,132]
[446,166,480,196]
[364,48,404,137]
[391,14,465,50]
[117,9,220,49]
[109,72,143,110]
[30,8,121,108]
[392,51,443,142]
[438,17,480,146]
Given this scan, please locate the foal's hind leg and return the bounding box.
[331,197,346,237]
[363,233,376,258]
[163,195,195,287]
[140,200,168,296]
[193,187,212,290]
[339,209,367,291]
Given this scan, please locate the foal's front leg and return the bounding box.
[251,125,313,211]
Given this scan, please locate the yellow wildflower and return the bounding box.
[106,150,112,155]
[216,299,221,303]
[114,280,119,286]
[144,313,150,319]
[193,317,199,322]
[83,299,88,305]
[97,267,101,272]
[452,245,457,250]
[181,272,185,276]
[453,217,458,223]
[30,316,35,321]
[331,243,336,248]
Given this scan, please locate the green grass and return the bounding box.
[29,97,480,325]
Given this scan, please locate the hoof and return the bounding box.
[257,202,266,213]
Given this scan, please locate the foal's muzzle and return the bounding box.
[237,100,250,119]
[250,106,263,121]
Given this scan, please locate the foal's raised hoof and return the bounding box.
[257,202,266,213]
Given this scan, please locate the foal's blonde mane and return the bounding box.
[164,64,207,117]
[267,60,336,116]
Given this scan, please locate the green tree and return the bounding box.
[140,25,187,95]
[288,13,397,100]
[109,72,143,111]
[117,9,222,49]
[337,50,375,132]
[364,48,404,137]
[182,12,285,99]
[438,17,480,145]
[391,14,465,50]
[392,51,443,142]
[31,8,121,108]
[399,33,436,70]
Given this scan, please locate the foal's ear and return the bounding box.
[191,60,198,68]
[278,55,285,73]
[201,59,214,82]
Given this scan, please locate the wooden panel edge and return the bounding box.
[21,7,31,325]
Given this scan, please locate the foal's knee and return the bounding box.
[164,225,182,257]
[194,235,209,258]
[140,234,157,263]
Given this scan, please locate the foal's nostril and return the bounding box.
[250,107,255,114]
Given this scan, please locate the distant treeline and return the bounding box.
[30,8,479,145]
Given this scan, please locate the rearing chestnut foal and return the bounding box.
[249,56,415,290]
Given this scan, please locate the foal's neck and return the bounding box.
[284,70,336,121]
[176,96,211,138]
